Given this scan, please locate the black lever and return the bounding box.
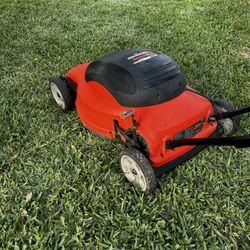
[167,135,250,149]
[209,106,250,121]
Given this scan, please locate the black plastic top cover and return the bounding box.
[85,48,187,107]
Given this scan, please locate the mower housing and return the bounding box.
[65,49,218,169]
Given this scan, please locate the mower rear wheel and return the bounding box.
[213,99,240,135]
[50,77,75,112]
[119,148,157,194]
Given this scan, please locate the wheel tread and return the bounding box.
[119,148,157,194]
[213,99,240,135]
[50,77,75,111]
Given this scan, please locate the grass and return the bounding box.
[0,0,249,248]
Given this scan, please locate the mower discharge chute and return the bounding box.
[50,48,250,194]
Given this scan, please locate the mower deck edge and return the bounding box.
[154,129,221,177]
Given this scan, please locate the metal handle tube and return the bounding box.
[167,135,250,149]
[209,106,250,121]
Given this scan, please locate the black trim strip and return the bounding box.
[153,128,222,177]
[154,144,208,177]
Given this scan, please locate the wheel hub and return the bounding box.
[51,82,66,110]
[216,106,234,135]
[120,155,147,191]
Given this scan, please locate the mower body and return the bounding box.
[65,49,218,170]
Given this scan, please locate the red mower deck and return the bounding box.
[50,48,250,194]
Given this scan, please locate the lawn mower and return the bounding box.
[49,48,250,194]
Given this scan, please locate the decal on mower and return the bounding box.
[127,51,158,65]
[174,118,205,140]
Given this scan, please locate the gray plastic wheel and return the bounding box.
[213,99,240,135]
[119,148,157,194]
[50,77,75,112]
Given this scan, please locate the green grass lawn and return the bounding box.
[0,0,249,248]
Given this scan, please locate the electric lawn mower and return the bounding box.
[50,48,250,194]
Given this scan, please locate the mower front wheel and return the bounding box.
[119,148,157,194]
[50,77,75,112]
[213,99,240,135]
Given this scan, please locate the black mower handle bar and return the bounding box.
[209,105,250,121]
[168,105,250,149]
[167,135,250,149]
